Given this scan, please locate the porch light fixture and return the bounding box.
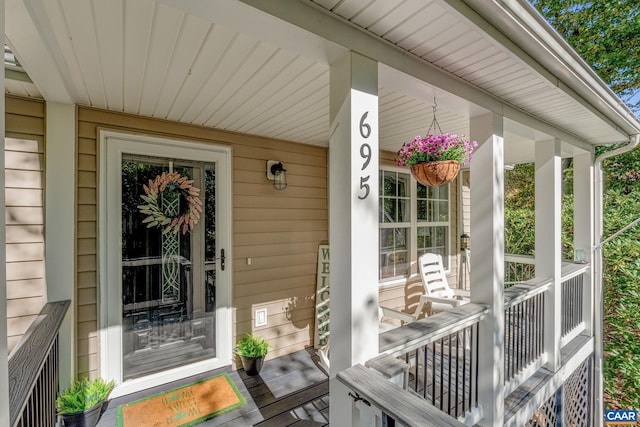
[267,160,287,190]
[460,233,470,249]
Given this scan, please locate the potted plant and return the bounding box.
[396,132,477,186]
[236,333,270,376]
[57,377,114,427]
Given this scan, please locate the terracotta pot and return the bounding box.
[410,160,460,187]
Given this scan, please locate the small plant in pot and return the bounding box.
[236,333,269,376]
[57,377,114,427]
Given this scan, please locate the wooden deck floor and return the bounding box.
[95,348,329,426]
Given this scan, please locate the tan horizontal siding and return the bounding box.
[76,106,328,379]
[5,96,46,354]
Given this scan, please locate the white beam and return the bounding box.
[573,151,594,337]
[470,112,504,426]
[328,51,379,425]
[0,0,9,423]
[535,138,562,371]
[6,0,75,103]
[45,103,77,388]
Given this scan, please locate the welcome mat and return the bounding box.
[116,373,246,427]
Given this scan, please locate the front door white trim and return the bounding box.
[98,130,232,397]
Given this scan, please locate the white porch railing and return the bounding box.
[338,259,591,425]
[503,277,551,394]
[504,253,536,287]
[337,303,488,425]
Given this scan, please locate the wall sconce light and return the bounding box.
[460,233,470,250]
[267,160,287,190]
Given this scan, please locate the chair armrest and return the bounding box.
[419,295,464,307]
[380,306,417,324]
[453,289,470,299]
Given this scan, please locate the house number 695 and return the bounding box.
[358,112,372,200]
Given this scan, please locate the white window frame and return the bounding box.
[379,165,451,287]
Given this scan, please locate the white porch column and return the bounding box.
[0,0,9,423]
[45,103,77,388]
[573,151,594,336]
[470,112,504,426]
[328,51,379,425]
[535,138,562,371]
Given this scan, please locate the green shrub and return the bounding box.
[236,333,269,359]
[57,377,114,414]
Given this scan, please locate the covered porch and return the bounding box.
[3,0,640,426]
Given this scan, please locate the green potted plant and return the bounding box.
[236,333,269,376]
[57,377,115,427]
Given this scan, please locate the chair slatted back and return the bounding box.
[418,253,454,299]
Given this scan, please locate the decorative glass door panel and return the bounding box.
[121,156,216,380]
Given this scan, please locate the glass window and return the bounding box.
[379,171,411,279]
[379,168,450,281]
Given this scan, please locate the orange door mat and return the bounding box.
[116,373,246,427]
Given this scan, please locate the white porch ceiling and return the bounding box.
[5,0,638,163]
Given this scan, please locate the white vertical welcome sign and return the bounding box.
[315,245,330,370]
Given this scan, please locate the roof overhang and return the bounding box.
[5,0,639,164]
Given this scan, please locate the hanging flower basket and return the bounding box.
[396,99,477,187]
[410,160,461,187]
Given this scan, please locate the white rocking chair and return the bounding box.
[414,253,470,317]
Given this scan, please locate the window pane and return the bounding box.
[438,201,449,221]
[397,199,408,222]
[383,172,396,197]
[382,198,394,223]
[379,227,409,279]
[397,173,409,197]
[417,183,427,199]
[417,200,427,221]
[417,226,448,269]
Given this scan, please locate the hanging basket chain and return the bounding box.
[426,97,442,135]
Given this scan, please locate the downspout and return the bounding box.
[593,133,640,426]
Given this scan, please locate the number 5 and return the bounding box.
[358,176,370,200]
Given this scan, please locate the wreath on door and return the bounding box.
[137,172,203,234]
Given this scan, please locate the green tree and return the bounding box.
[526,1,640,410]
[530,0,640,113]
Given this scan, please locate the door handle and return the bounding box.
[219,249,225,271]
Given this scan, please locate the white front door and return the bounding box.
[99,131,232,397]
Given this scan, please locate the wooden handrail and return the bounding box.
[338,364,466,427]
[504,277,552,309]
[379,302,488,357]
[503,262,589,309]
[8,300,70,426]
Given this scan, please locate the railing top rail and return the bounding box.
[337,364,466,427]
[504,253,535,264]
[561,262,589,281]
[504,276,552,308]
[379,302,488,357]
[8,300,70,426]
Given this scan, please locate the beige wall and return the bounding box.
[5,96,46,353]
[76,107,327,378]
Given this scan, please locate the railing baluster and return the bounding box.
[432,341,436,406]
[422,344,427,399]
[438,338,444,411]
[462,327,467,415]
[454,330,460,418]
